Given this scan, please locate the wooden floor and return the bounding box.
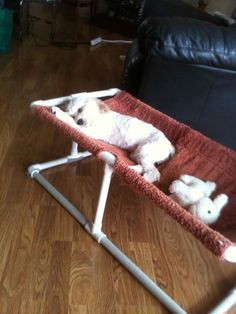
[0,3,236,314]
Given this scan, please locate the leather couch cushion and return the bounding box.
[138,56,236,151]
[139,17,236,71]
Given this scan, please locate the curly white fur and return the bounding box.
[52,97,175,183]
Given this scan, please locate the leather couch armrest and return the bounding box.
[121,38,145,95]
[139,17,236,71]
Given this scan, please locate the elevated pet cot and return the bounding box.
[28,88,236,314]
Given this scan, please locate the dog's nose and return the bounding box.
[77,118,84,125]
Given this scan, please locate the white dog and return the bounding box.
[52,97,175,183]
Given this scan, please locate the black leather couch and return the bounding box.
[121,0,236,151]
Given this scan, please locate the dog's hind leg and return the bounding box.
[51,107,76,125]
[129,164,160,183]
[130,146,161,183]
[129,165,143,174]
[129,156,159,183]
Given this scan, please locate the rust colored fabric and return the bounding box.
[32,91,236,258]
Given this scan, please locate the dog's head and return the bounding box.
[69,98,109,127]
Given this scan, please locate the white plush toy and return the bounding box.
[169,174,228,224]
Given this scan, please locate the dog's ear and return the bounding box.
[59,102,68,112]
[97,100,109,113]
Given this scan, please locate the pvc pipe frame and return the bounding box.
[27,145,186,314]
[30,88,121,108]
[208,287,236,314]
[28,88,236,314]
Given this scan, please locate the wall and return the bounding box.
[205,0,236,16]
[182,0,211,7]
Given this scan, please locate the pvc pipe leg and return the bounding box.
[101,237,187,314]
[29,170,187,314]
[208,288,236,314]
[27,151,92,176]
[92,162,114,234]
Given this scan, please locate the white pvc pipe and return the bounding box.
[208,287,236,314]
[98,151,117,166]
[223,245,236,263]
[67,151,92,161]
[92,162,114,234]
[27,151,92,176]
[101,237,187,314]
[70,141,79,156]
[29,170,187,314]
[72,88,120,100]
[30,88,121,107]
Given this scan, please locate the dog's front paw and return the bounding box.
[50,106,75,126]
[50,106,60,116]
[50,107,56,115]
[143,168,160,183]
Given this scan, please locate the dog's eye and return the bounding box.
[207,210,211,214]
[78,107,83,113]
